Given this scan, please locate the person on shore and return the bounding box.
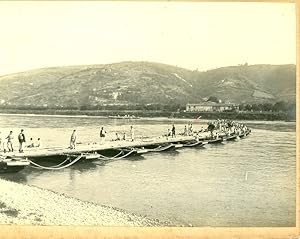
[35,138,41,147]
[6,131,14,152]
[27,138,34,148]
[171,124,176,138]
[130,126,134,141]
[18,129,26,153]
[70,130,77,149]
[100,127,106,144]
[123,132,126,141]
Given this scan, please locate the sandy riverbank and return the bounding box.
[0,178,167,226]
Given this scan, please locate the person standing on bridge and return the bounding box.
[189,123,193,136]
[6,131,14,152]
[183,125,187,136]
[100,127,106,144]
[18,129,26,153]
[130,126,134,141]
[171,124,176,138]
[70,129,77,149]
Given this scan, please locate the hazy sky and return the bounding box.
[0,1,296,75]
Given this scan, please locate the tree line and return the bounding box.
[0,101,295,113]
[238,101,295,113]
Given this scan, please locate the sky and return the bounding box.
[0,1,296,76]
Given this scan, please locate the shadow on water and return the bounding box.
[122,155,145,161]
[0,140,236,184]
[0,170,30,183]
[0,159,104,184]
[0,115,295,227]
[69,161,99,172]
[144,150,180,158]
[180,145,207,151]
[167,150,180,156]
[30,156,105,171]
[204,142,226,148]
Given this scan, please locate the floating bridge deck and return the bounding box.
[0,131,250,171]
[1,135,197,160]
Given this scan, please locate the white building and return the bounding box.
[186,102,238,112]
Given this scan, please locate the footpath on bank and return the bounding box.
[0,178,166,226]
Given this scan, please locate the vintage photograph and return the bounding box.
[0,1,297,230]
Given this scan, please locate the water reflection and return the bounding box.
[70,161,99,172]
[122,155,146,161]
[0,115,296,227]
[0,171,29,183]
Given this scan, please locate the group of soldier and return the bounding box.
[208,119,250,136]
[69,126,135,149]
[0,129,41,153]
[1,121,249,152]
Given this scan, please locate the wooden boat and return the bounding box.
[174,143,183,149]
[207,138,223,144]
[238,130,251,138]
[182,140,207,148]
[82,153,102,160]
[121,148,148,156]
[80,146,149,160]
[224,135,238,141]
[0,157,30,173]
[0,129,252,171]
[144,143,176,152]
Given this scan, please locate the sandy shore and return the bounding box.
[0,178,167,226]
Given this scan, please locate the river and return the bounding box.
[0,114,296,227]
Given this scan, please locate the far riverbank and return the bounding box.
[0,109,295,121]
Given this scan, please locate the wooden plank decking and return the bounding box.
[1,135,197,159]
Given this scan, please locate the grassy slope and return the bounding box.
[0,62,296,107]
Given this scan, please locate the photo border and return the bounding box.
[0,0,298,238]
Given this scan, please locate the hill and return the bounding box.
[0,62,296,109]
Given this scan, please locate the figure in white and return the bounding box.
[130,126,134,141]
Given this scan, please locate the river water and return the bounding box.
[0,114,296,227]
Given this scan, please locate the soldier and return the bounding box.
[100,127,106,144]
[70,130,77,149]
[130,126,134,141]
[18,129,26,153]
[6,131,14,152]
[171,124,176,138]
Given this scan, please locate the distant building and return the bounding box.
[186,102,238,112]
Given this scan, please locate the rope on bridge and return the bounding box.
[29,149,135,170]
[29,154,83,170]
[97,149,135,160]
